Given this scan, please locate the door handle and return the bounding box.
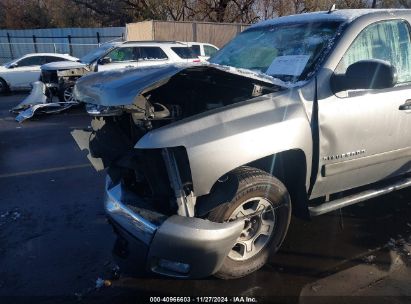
[399,100,411,110]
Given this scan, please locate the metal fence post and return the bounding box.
[6,32,14,60]
[32,35,38,53]
[53,43,57,53]
[68,34,73,55]
[96,32,100,46]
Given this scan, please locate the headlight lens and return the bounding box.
[85,104,123,116]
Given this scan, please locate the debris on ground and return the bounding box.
[363,255,376,263]
[74,292,82,301]
[111,264,121,280]
[311,284,322,292]
[385,235,411,265]
[0,209,22,225]
[11,81,80,123]
[95,277,105,289]
[95,277,113,289]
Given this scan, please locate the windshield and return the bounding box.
[80,43,117,64]
[210,21,343,83]
[3,59,17,67]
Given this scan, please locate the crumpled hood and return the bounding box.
[73,63,289,107]
[42,61,86,71]
[135,88,311,197]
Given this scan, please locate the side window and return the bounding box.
[171,47,197,59]
[336,20,411,84]
[191,45,201,56]
[204,45,218,57]
[106,47,137,62]
[45,56,68,63]
[17,56,44,67]
[137,47,168,61]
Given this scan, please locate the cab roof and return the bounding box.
[250,9,411,29]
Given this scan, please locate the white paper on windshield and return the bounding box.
[266,55,310,76]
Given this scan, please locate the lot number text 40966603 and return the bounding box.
[150,297,258,303]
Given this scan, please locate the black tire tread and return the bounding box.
[208,166,291,279]
[0,77,9,94]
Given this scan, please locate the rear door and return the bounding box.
[136,47,170,67]
[311,19,411,198]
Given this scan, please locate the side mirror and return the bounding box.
[99,57,112,65]
[331,59,397,92]
[8,63,18,69]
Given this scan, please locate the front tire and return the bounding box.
[58,85,75,103]
[208,166,291,279]
[0,78,9,94]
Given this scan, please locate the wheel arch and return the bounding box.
[0,77,10,92]
[196,149,310,220]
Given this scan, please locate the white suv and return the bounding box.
[98,41,202,71]
[40,41,202,102]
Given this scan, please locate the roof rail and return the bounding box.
[123,40,181,44]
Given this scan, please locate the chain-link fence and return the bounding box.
[0,27,125,64]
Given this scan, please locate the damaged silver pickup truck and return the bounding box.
[73,9,411,279]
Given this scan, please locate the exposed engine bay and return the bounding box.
[84,67,281,170]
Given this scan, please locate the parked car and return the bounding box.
[74,9,410,279]
[0,53,78,93]
[41,41,201,102]
[12,41,200,122]
[180,42,219,61]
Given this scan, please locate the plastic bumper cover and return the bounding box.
[105,177,244,278]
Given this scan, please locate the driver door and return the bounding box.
[97,47,139,72]
[311,19,411,198]
[8,56,44,89]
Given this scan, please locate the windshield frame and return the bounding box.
[210,20,347,84]
[80,43,118,64]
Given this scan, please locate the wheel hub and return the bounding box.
[227,197,276,261]
[63,87,75,102]
[239,215,261,241]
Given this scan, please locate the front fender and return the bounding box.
[136,90,313,196]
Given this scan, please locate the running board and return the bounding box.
[309,176,411,216]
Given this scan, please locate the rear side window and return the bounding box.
[171,47,197,59]
[336,20,411,83]
[191,45,201,56]
[204,45,218,57]
[45,56,69,63]
[137,47,168,60]
[17,56,45,66]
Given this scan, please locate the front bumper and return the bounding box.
[11,81,79,122]
[105,177,244,278]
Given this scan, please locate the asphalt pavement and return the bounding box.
[1,93,411,304]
